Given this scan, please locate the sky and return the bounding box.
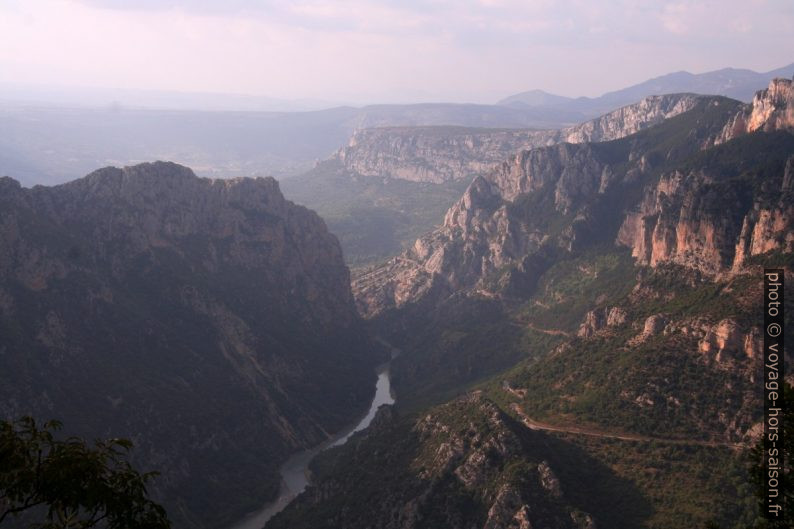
[0,0,792,105]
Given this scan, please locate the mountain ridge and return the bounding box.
[336,93,702,184]
[499,62,794,113]
[0,161,384,528]
[5,64,791,187]
[265,79,794,529]
[353,79,793,318]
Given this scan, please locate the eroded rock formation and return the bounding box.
[338,94,701,184]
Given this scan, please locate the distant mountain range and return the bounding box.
[2,63,791,187]
[499,63,794,117]
[0,103,585,186]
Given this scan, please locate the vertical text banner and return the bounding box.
[764,269,785,522]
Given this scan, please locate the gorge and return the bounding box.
[0,162,386,528]
[231,364,395,529]
[267,78,793,528]
[1,73,792,529]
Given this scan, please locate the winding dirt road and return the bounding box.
[509,403,745,450]
[509,319,573,337]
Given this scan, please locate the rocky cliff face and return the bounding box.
[715,77,794,144]
[0,162,381,528]
[263,86,792,529]
[1,163,356,324]
[353,129,650,318]
[337,94,701,184]
[560,93,701,144]
[577,306,627,338]
[338,126,557,184]
[617,155,794,275]
[354,87,794,316]
[352,141,612,316]
[615,78,793,275]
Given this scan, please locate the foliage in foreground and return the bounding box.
[0,417,170,529]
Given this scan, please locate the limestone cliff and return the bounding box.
[337,94,701,184]
[267,87,792,529]
[354,87,794,316]
[733,159,794,270]
[577,306,627,338]
[0,162,381,528]
[354,135,622,315]
[617,154,793,275]
[615,78,794,275]
[715,77,794,144]
[352,132,642,317]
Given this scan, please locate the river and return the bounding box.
[229,363,395,529]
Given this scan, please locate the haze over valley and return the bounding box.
[1,1,793,529]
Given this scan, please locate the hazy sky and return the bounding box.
[0,0,792,104]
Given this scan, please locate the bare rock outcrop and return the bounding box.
[715,77,794,144]
[354,85,793,317]
[412,396,596,529]
[338,94,701,184]
[618,79,794,275]
[483,486,535,529]
[578,307,628,337]
[537,461,563,498]
[643,314,668,336]
[617,155,794,275]
[353,141,605,317]
[698,319,763,363]
[733,157,794,270]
